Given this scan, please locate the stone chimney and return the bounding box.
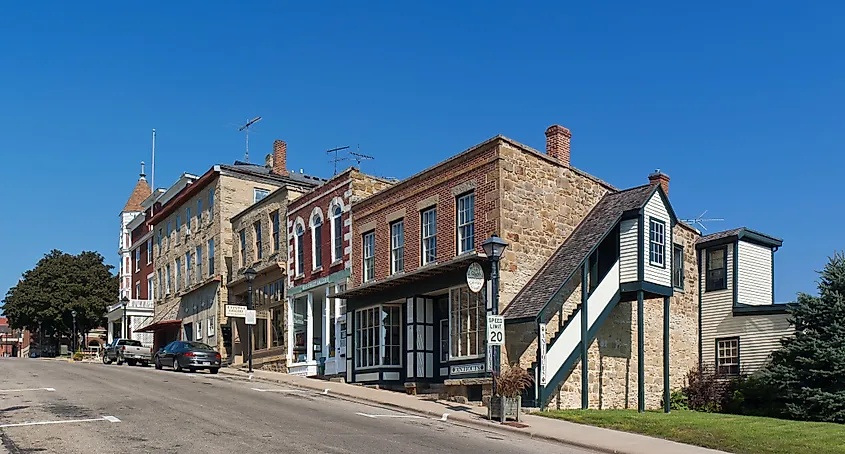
[545,125,571,166]
[272,140,287,176]
[648,169,670,195]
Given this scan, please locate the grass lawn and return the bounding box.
[535,409,845,454]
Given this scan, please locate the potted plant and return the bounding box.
[488,364,533,422]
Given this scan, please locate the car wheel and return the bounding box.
[103,355,111,365]
[188,367,195,373]
[209,368,219,375]
[155,358,162,370]
[140,361,149,367]
[173,358,182,372]
[127,359,137,367]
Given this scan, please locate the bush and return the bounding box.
[682,365,734,412]
[495,364,534,398]
[662,389,689,411]
[724,374,784,418]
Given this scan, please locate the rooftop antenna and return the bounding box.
[327,146,351,176]
[238,116,262,162]
[349,148,374,167]
[682,210,724,231]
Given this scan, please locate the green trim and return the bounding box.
[648,217,667,269]
[672,243,685,290]
[771,249,776,305]
[581,263,589,410]
[637,214,644,281]
[697,251,703,370]
[637,290,645,413]
[715,336,741,376]
[696,228,783,250]
[620,281,673,296]
[732,242,739,305]
[288,268,351,296]
[704,245,728,292]
[663,296,670,414]
[733,303,792,316]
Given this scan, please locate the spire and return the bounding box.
[122,164,152,213]
[140,161,146,180]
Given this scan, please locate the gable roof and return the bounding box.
[123,177,152,212]
[696,227,782,249]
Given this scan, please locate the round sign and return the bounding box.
[466,262,485,293]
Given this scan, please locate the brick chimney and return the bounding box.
[545,125,571,166]
[648,169,670,195]
[272,140,287,176]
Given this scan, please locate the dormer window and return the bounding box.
[706,246,727,291]
[649,218,666,267]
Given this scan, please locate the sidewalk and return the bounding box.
[219,367,727,454]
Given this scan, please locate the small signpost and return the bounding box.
[225,304,247,318]
[487,315,505,346]
[245,310,257,326]
[466,262,485,293]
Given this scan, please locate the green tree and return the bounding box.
[1,250,118,348]
[764,252,845,423]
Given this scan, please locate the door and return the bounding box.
[439,319,449,377]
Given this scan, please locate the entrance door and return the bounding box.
[439,319,449,377]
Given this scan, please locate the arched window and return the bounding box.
[295,223,305,276]
[331,204,343,262]
[312,213,323,269]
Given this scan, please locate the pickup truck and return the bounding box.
[103,338,152,366]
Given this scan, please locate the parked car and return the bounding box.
[103,338,152,366]
[154,341,221,374]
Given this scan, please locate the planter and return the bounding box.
[488,395,521,422]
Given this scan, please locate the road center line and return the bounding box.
[355,412,424,419]
[0,415,120,428]
[0,387,55,393]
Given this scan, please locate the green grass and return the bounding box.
[535,409,845,454]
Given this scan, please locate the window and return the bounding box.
[254,188,270,203]
[332,205,343,262]
[272,211,281,252]
[209,189,215,220]
[450,286,486,358]
[197,199,203,224]
[362,231,375,282]
[208,239,215,275]
[440,319,449,362]
[390,220,404,274]
[176,214,181,242]
[355,305,401,369]
[157,229,162,254]
[146,239,152,264]
[254,221,263,260]
[186,252,192,286]
[165,264,171,295]
[421,207,437,265]
[312,215,322,269]
[672,244,684,289]
[196,246,203,280]
[457,193,475,254]
[135,249,140,272]
[186,207,192,231]
[166,220,172,248]
[135,282,140,299]
[175,258,182,292]
[706,247,727,291]
[649,218,666,267]
[295,224,305,276]
[157,269,163,298]
[239,229,247,267]
[147,278,153,300]
[716,337,740,375]
[196,320,203,340]
[207,316,215,337]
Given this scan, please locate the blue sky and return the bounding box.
[0,1,841,306]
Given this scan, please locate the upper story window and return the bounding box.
[390,220,404,275]
[456,193,475,254]
[450,286,485,358]
[196,246,203,280]
[197,199,203,224]
[176,214,181,238]
[272,211,281,252]
[362,231,375,282]
[254,221,263,260]
[209,189,215,220]
[166,264,172,294]
[254,188,270,203]
[295,223,305,276]
[157,229,162,254]
[146,239,152,265]
[312,214,323,269]
[186,252,193,286]
[208,239,215,275]
[672,244,684,289]
[175,258,182,291]
[716,337,740,375]
[649,218,666,267]
[134,249,140,272]
[421,207,437,265]
[706,246,728,291]
[187,207,192,231]
[239,229,247,267]
[166,220,172,248]
[158,269,163,298]
[332,205,343,263]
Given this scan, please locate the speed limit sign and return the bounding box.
[487,315,505,346]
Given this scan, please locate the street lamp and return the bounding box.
[244,267,258,374]
[71,310,77,354]
[482,234,509,395]
[121,296,130,339]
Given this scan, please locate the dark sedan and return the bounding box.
[154,341,222,374]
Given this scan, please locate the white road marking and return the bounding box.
[440,413,449,421]
[251,388,305,393]
[355,412,424,419]
[0,416,120,428]
[322,389,329,395]
[0,387,55,393]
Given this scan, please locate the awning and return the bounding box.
[333,252,486,300]
[135,320,182,333]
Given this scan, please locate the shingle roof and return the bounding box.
[695,228,745,245]
[502,184,657,321]
[123,177,152,212]
[695,227,782,248]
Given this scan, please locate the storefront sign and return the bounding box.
[245,310,257,326]
[225,304,247,318]
[288,269,350,296]
[487,315,505,346]
[450,363,485,375]
[466,262,485,293]
[539,323,547,386]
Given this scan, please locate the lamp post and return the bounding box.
[121,296,130,339]
[244,267,258,374]
[38,321,43,358]
[71,310,77,353]
[482,234,509,396]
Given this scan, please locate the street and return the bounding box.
[0,358,593,453]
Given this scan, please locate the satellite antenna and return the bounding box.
[327,146,351,176]
[238,116,262,162]
[682,210,724,231]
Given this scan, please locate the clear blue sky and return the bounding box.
[1,1,841,306]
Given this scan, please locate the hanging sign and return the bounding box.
[466,262,485,293]
[539,323,547,386]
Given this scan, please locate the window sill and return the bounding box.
[330,260,343,267]
[449,354,486,361]
[294,274,305,281]
[704,287,728,293]
[312,266,323,273]
[649,261,665,269]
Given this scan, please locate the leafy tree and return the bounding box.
[764,252,845,423]
[1,250,117,347]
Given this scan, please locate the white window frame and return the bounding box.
[311,210,323,270]
[254,188,270,203]
[354,304,402,370]
[165,264,171,295]
[146,239,152,265]
[716,337,740,375]
[196,320,203,340]
[421,207,437,265]
[649,217,666,267]
[390,220,404,275]
[135,281,140,299]
[147,273,154,300]
[330,203,343,264]
[134,248,140,272]
[456,192,475,254]
[449,285,486,359]
[362,231,375,283]
[207,316,215,337]
[294,221,305,276]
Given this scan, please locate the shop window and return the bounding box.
[355,305,401,369]
[450,286,485,358]
[440,319,449,362]
[272,307,283,348]
[292,296,308,362]
[255,317,267,351]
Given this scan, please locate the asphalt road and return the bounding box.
[0,358,595,453]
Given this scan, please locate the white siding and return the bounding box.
[619,219,638,283]
[737,240,773,306]
[700,245,792,374]
[642,192,672,287]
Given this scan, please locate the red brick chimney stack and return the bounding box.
[545,125,571,166]
[648,169,670,195]
[272,140,288,176]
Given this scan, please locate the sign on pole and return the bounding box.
[245,310,257,326]
[225,305,247,318]
[466,262,485,293]
[487,315,505,346]
[539,323,547,386]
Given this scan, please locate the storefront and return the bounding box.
[287,269,349,377]
[228,274,286,367]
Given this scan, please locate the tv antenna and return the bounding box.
[682,210,724,231]
[327,146,351,176]
[238,116,262,162]
[350,145,374,166]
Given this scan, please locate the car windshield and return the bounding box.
[185,342,214,351]
[119,340,143,347]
